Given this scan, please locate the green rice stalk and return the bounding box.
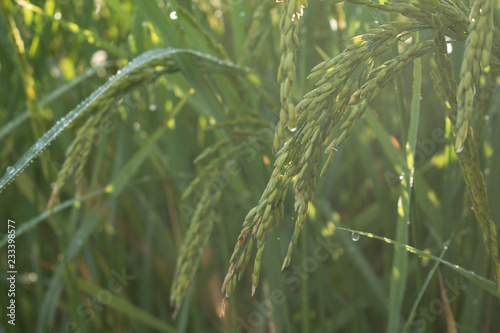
[338,0,469,41]
[178,125,279,305]
[222,171,290,298]
[172,108,273,307]
[181,141,240,201]
[432,30,500,291]
[170,181,221,316]
[47,115,96,210]
[455,0,494,151]
[193,139,232,165]
[323,39,433,158]
[223,22,434,300]
[47,60,179,209]
[274,0,307,152]
[74,107,116,192]
[336,0,500,63]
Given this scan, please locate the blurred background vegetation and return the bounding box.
[0,0,499,332]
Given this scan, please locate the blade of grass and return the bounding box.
[229,0,245,60]
[387,34,422,332]
[336,227,499,298]
[0,48,245,192]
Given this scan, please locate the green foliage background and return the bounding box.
[0,0,499,332]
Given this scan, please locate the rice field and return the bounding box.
[0,0,499,332]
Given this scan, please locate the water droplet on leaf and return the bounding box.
[351,232,360,242]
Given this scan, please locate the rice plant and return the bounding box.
[0,0,499,332]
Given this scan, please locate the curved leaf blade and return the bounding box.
[0,48,246,192]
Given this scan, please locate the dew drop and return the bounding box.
[444,245,448,250]
[290,127,297,132]
[6,166,16,174]
[351,232,360,242]
[456,146,464,154]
